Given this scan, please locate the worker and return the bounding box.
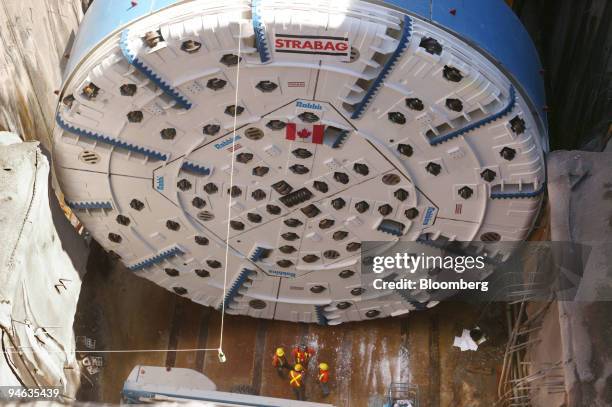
[289,364,306,400]
[272,347,289,377]
[292,344,314,367]
[318,362,330,397]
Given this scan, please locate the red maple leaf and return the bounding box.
[297,128,311,138]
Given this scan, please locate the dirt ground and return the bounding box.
[74,242,507,407]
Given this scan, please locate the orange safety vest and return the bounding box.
[272,354,287,368]
[318,370,329,383]
[289,370,303,388]
[292,347,313,364]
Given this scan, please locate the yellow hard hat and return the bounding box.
[319,362,329,371]
[276,347,285,357]
[294,364,303,372]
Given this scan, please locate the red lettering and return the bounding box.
[336,42,349,52]
[276,36,351,55]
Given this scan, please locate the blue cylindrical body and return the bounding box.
[66,0,546,129]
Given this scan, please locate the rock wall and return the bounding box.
[0,0,84,149]
[0,132,82,396]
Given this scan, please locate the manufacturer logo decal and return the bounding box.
[267,269,296,278]
[296,100,323,110]
[155,176,165,191]
[274,34,350,60]
[422,206,438,226]
[214,135,242,150]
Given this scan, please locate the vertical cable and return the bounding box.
[219,16,243,354]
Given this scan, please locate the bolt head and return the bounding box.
[203,124,220,136]
[388,111,406,125]
[394,188,409,201]
[252,166,269,177]
[177,179,192,191]
[236,152,253,164]
[192,197,206,209]
[419,37,442,55]
[298,112,319,123]
[220,54,241,66]
[160,128,176,140]
[119,84,137,96]
[116,215,130,226]
[353,163,369,176]
[339,270,355,279]
[290,164,309,175]
[509,116,526,134]
[144,31,162,47]
[247,213,262,223]
[303,255,320,264]
[313,181,328,193]
[378,204,393,216]
[425,162,442,176]
[206,78,227,91]
[397,144,414,157]
[331,197,346,210]
[480,169,496,182]
[266,120,286,130]
[355,201,369,213]
[500,147,517,161]
[181,40,201,53]
[443,65,463,82]
[405,98,424,111]
[230,220,245,230]
[127,111,143,123]
[458,186,474,199]
[405,208,419,220]
[445,98,463,112]
[333,172,349,184]
[225,105,244,116]
[203,182,218,194]
[251,189,266,201]
[255,80,278,92]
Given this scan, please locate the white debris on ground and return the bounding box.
[453,330,479,352]
[0,132,81,396]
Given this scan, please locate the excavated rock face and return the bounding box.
[0,132,80,395]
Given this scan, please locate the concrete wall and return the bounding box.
[0,0,84,149]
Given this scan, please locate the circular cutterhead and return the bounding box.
[54,0,546,324]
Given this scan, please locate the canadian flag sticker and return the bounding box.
[285,123,324,144]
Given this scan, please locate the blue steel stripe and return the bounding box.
[128,246,184,271]
[67,201,113,210]
[119,30,192,109]
[56,114,168,161]
[429,86,517,146]
[181,161,211,176]
[64,1,545,134]
[377,220,404,237]
[315,305,329,326]
[491,184,546,200]
[220,268,255,311]
[252,0,271,63]
[322,129,349,149]
[249,246,267,262]
[350,15,412,119]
